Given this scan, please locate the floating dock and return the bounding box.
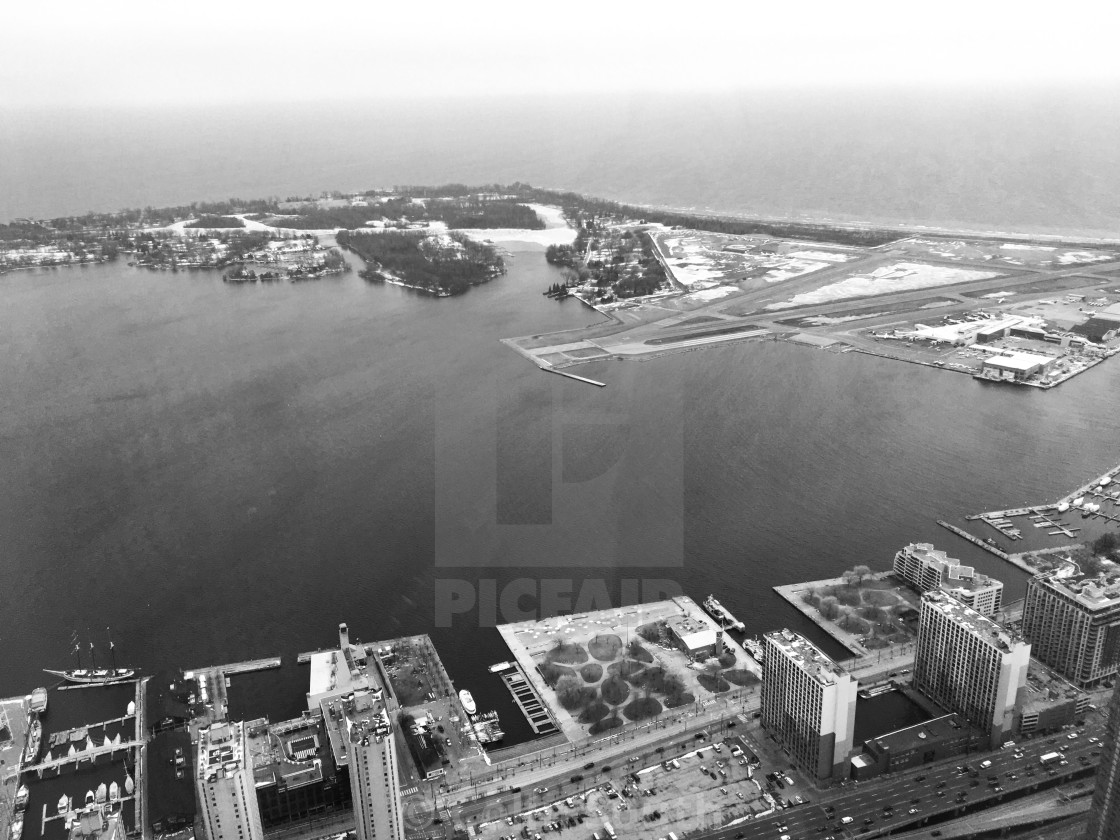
[500,665,558,735]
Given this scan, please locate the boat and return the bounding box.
[45,631,136,685]
[458,689,477,715]
[23,718,42,763]
[1073,496,1085,506]
[743,637,765,662]
[29,687,48,714]
[84,790,95,806]
[702,595,746,632]
[109,781,120,801]
[488,661,514,673]
[9,815,23,840]
[1057,502,1070,513]
[57,795,71,815]
[15,784,29,812]
[95,783,107,804]
[124,773,134,795]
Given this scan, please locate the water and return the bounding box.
[4,92,1120,758]
[4,87,1120,235]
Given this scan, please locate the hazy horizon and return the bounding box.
[4,86,1120,237]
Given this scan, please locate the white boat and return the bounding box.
[124,774,134,795]
[29,687,48,714]
[1101,476,1112,487]
[1057,502,1070,513]
[459,689,476,715]
[15,784,29,811]
[84,790,95,806]
[9,815,23,840]
[488,662,513,673]
[96,783,107,803]
[57,795,70,815]
[109,781,120,801]
[23,718,42,763]
[1073,496,1085,506]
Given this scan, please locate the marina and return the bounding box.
[499,665,558,736]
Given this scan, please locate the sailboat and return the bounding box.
[44,630,135,685]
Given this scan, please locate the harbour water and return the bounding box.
[3,235,1120,751]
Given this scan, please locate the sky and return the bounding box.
[2,0,1119,107]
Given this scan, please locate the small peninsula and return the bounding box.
[336,229,503,296]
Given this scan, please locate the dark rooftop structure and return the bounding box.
[146,729,196,834]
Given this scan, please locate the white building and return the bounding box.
[761,630,858,780]
[980,351,1054,382]
[894,542,1004,616]
[196,721,265,840]
[323,690,403,840]
[913,591,1030,749]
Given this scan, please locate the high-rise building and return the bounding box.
[322,689,403,840]
[1085,681,1120,840]
[195,721,265,840]
[1022,569,1120,688]
[913,591,1029,749]
[893,542,1004,615]
[761,629,858,780]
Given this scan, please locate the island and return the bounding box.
[336,229,503,296]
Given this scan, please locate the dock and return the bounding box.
[499,665,558,735]
[26,737,142,776]
[936,520,1010,560]
[544,368,606,387]
[183,657,281,678]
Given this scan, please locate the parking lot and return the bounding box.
[471,734,809,840]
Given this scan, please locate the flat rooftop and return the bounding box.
[922,591,1024,652]
[867,712,965,754]
[1037,564,1120,610]
[1020,658,1087,715]
[764,629,849,687]
[246,716,328,791]
[983,350,1054,371]
[198,721,247,783]
[319,688,392,769]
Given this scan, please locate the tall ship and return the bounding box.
[45,631,135,685]
[23,718,42,764]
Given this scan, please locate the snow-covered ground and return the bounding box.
[453,203,576,247]
[786,250,852,263]
[759,257,829,283]
[1058,250,1113,264]
[765,262,1000,310]
[684,286,737,302]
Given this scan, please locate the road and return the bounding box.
[697,722,1104,840]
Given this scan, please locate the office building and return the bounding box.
[1022,568,1120,688]
[195,721,265,840]
[322,689,403,840]
[761,629,858,781]
[913,591,1029,749]
[1085,681,1120,840]
[893,542,1004,616]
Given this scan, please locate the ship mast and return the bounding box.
[72,631,83,671]
[107,628,117,672]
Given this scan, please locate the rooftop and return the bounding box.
[1019,658,1087,715]
[921,591,1024,652]
[982,350,1054,371]
[765,629,850,687]
[1036,565,1120,610]
[867,712,966,755]
[320,688,393,769]
[246,716,328,791]
[198,721,247,783]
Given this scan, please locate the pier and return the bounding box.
[936,520,1010,560]
[183,656,281,678]
[500,665,558,735]
[26,737,142,776]
[544,368,606,387]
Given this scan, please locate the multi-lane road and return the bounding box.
[700,723,1104,840]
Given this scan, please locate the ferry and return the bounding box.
[743,637,765,662]
[458,689,477,715]
[29,687,48,714]
[23,718,42,763]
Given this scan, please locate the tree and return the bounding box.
[819,596,840,621]
[841,569,858,589]
[1092,533,1119,557]
[853,565,873,585]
